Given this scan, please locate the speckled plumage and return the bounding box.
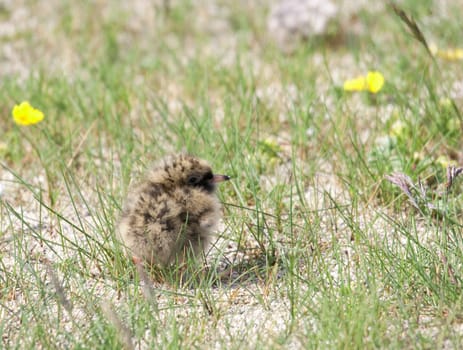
[117,154,229,268]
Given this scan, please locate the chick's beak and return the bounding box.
[212,174,231,183]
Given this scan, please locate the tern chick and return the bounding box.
[117,154,230,268]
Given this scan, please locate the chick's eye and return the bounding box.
[205,172,213,180]
[187,176,199,185]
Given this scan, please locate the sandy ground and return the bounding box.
[2,0,463,348]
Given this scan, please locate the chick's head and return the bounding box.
[155,154,229,193]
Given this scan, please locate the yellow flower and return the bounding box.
[366,71,384,94]
[429,42,463,61]
[343,71,384,93]
[343,76,367,92]
[12,101,44,126]
[439,48,463,60]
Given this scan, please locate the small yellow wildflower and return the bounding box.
[366,71,385,94]
[429,42,463,61]
[436,155,457,169]
[437,48,463,61]
[343,76,367,92]
[343,71,384,94]
[12,101,44,126]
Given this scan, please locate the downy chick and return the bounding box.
[117,154,230,268]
